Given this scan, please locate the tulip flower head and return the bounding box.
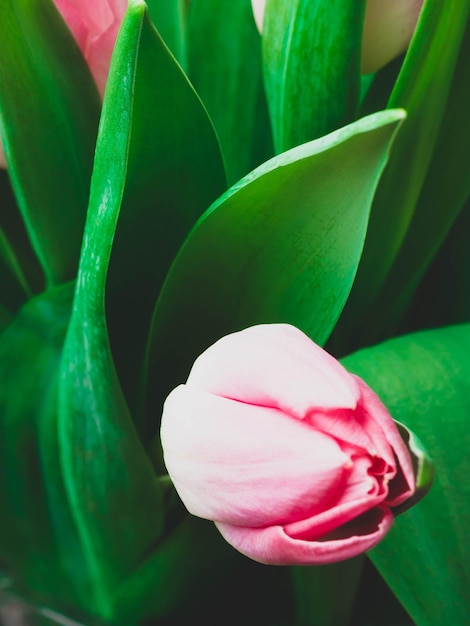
[161,324,417,565]
[251,0,424,74]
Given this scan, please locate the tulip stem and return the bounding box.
[290,556,364,626]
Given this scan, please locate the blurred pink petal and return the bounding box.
[54,0,128,96]
[0,0,127,169]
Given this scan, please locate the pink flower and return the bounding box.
[251,0,423,74]
[53,0,128,97]
[0,0,126,168]
[160,324,416,565]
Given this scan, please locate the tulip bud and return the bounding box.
[251,0,423,74]
[161,324,423,566]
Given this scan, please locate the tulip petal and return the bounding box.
[187,324,360,418]
[284,451,388,540]
[54,0,127,95]
[216,507,393,565]
[355,376,415,505]
[161,385,350,527]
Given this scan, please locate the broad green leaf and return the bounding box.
[187,0,273,184]
[58,1,225,617]
[263,0,366,152]
[146,0,187,66]
[0,284,92,611]
[0,0,100,286]
[342,323,470,624]
[100,0,226,416]
[144,110,404,436]
[336,0,470,348]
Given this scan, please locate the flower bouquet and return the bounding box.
[0,0,469,624]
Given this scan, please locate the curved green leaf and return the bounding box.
[0,284,92,611]
[353,15,470,341]
[342,323,470,624]
[187,0,273,183]
[263,0,365,152]
[144,110,404,435]
[101,0,226,413]
[337,0,470,347]
[0,226,31,314]
[0,170,42,297]
[0,0,100,286]
[57,0,225,615]
[146,0,187,66]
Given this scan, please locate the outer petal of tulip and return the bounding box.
[187,324,360,418]
[250,0,423,74]
[162,385,351,527]
[53,0,128,96]
[216,506,394,565]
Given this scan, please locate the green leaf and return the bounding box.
[187,0,273,184]
[263,0,366,152]
[352,14,470,341]
[0,226,31,314]
[0,0,101,286]
[101,0,226,416]
[337,0,470,347]
[111,515,234,621]
[144,110,404,434]
[0,284,92,611]
[290,558,364,626]
[342,323,470,624]
[146,0,187,66]
[0,170,43,297]
[58,2,197,618]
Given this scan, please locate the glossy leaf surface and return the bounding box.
[343,323,470,624]
[0,284,92,611]
[0,0,100,286]
[101,0,226,414]
[146,0,187,66]
[58,2,179,618]
[355,15,470,340]
[187,0,273,183]
[337,0,470,347]
[145,110,404,426]
[263,0,365,152]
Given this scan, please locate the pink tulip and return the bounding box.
[53,0,128,97]
[251,0,423,74]
[161,324,416,565]
[0,0,127,168]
